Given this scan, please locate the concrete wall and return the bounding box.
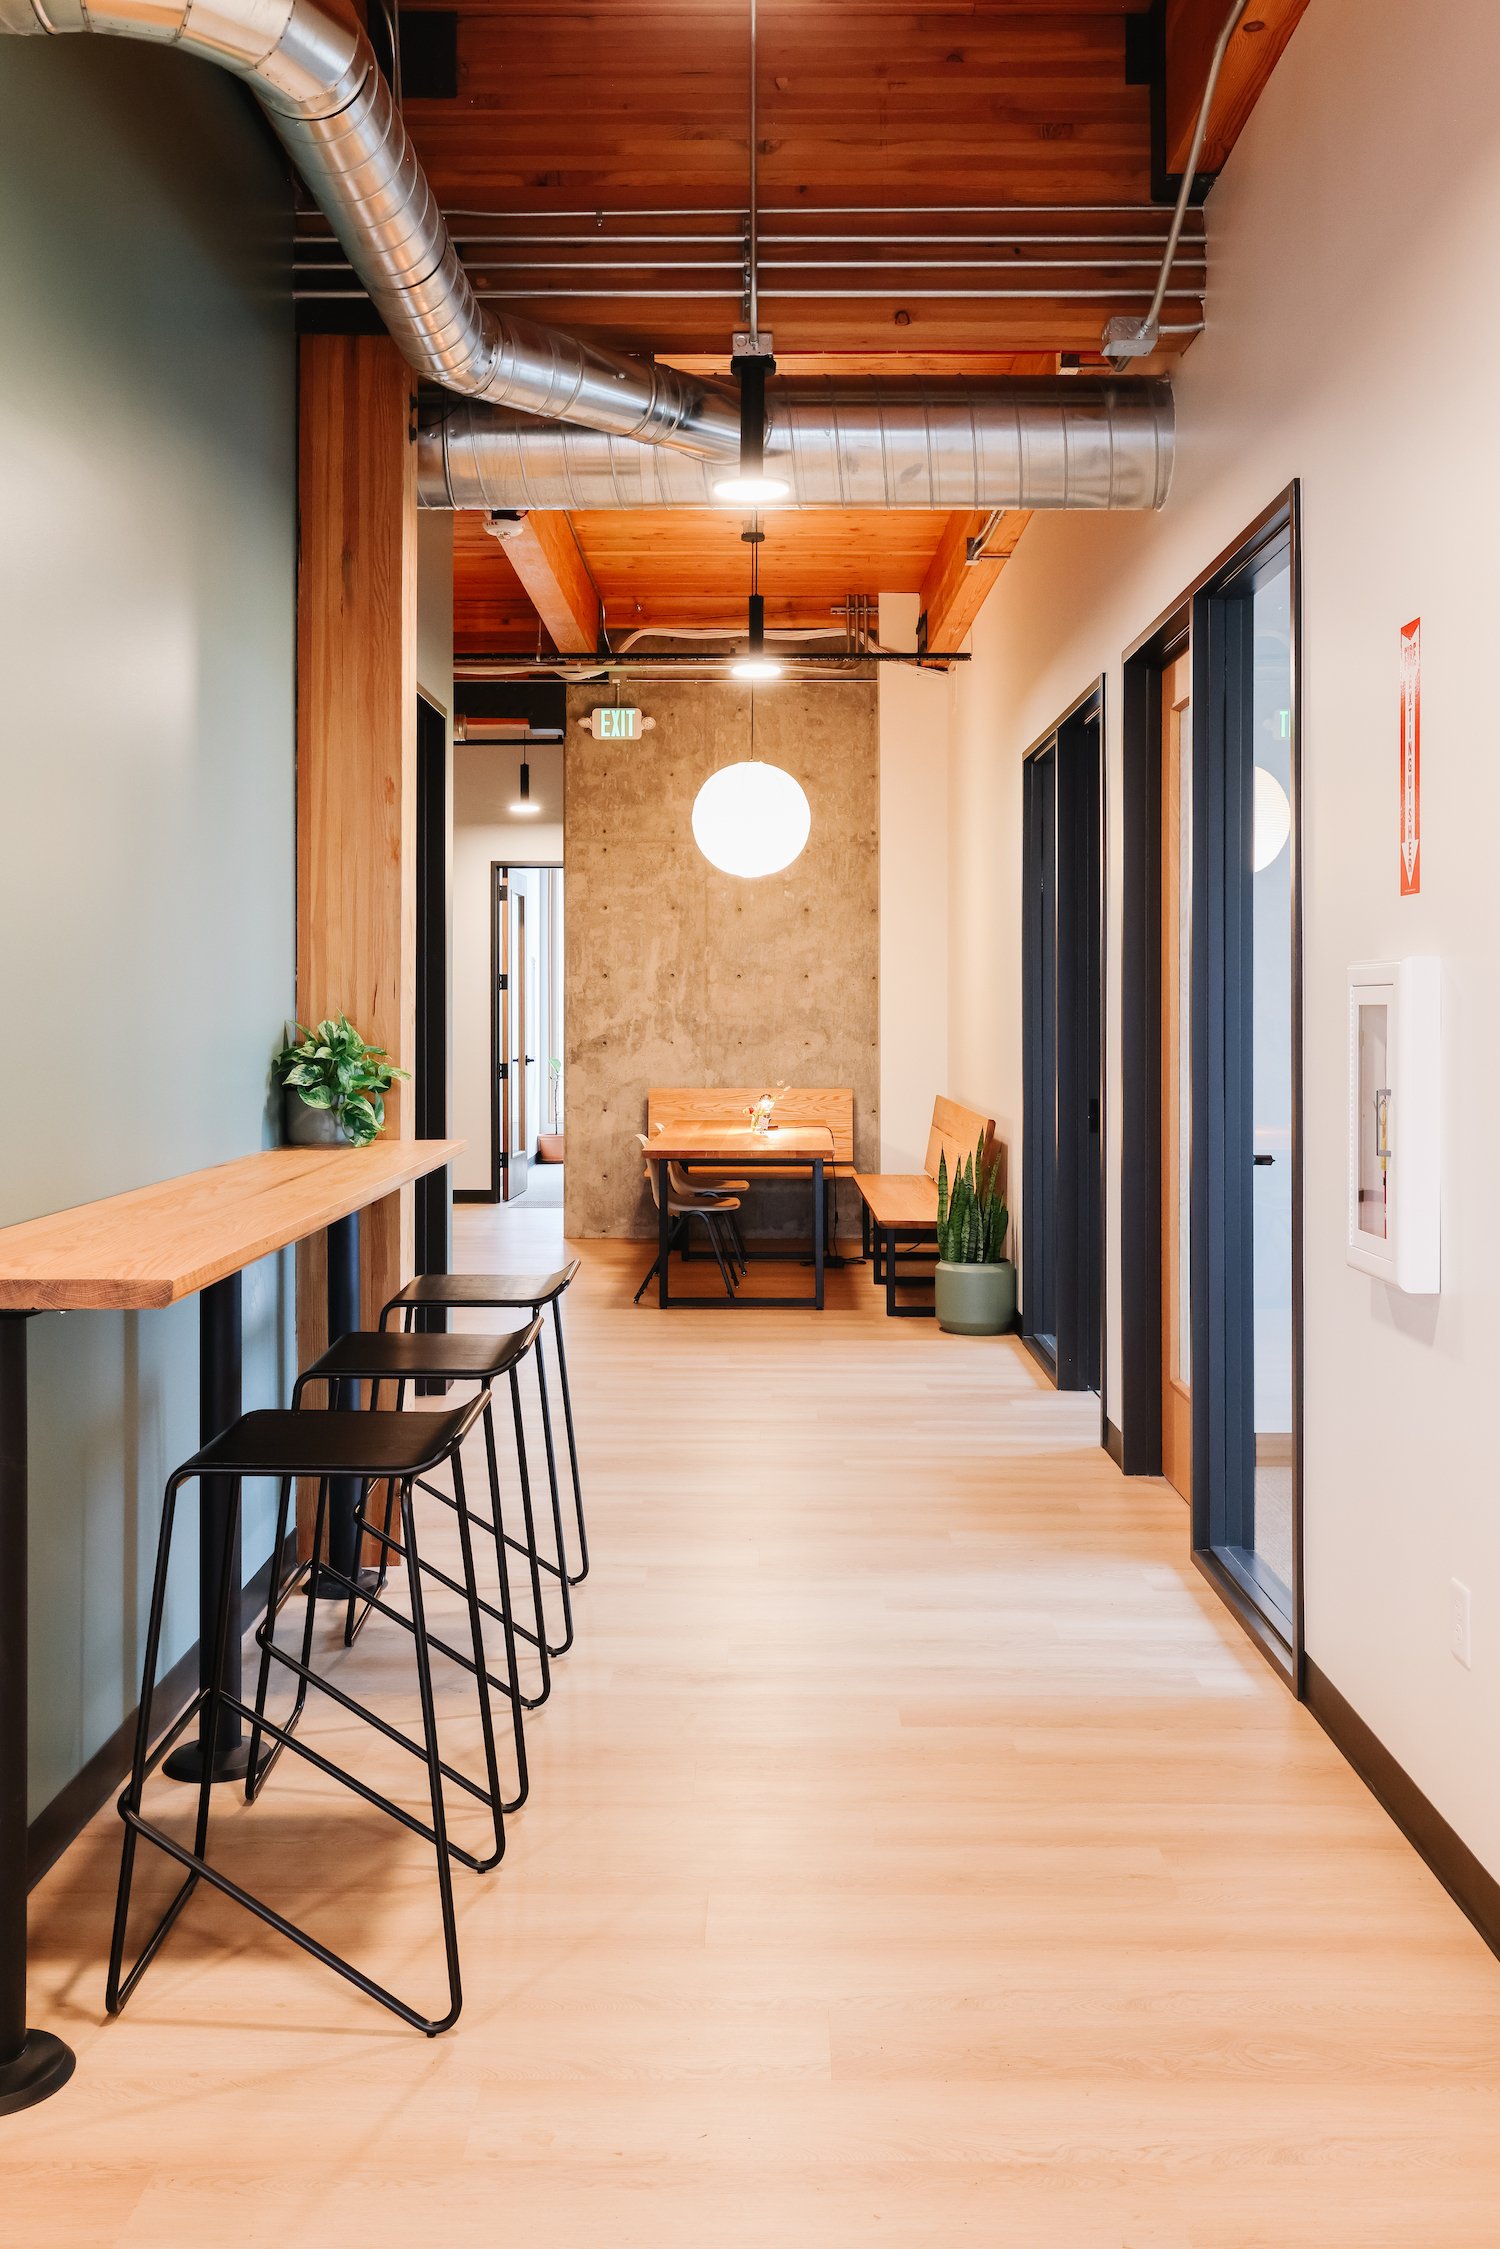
[0,44,296,1818]
[452,742,564,1193]
[564,680,879,1238]
[943,0,1500,1876]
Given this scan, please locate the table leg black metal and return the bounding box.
[0,1312,76,2115]
[164,1274,250,1783]
[812,1160,826,1310]
[656,1158,671,1309]
[318,1211,370,1599]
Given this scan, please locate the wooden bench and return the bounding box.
[853,1097,1003,1317]
[646,1087,856,1251]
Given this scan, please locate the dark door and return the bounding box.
[1191,519,1298,1649]
[413,696,450,1381]
[1022,694,1103,1392]
[1022,742,1059,1363]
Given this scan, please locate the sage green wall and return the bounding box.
[0,43,297,1818]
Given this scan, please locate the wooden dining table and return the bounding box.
[645,1124,835,1309]
[0,1137,460,2114]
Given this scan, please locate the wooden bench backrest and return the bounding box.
[924,1096,1001,1194]
[647,1087,855,1168]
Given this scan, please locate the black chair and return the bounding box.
[291,1318,551,1804]
[108,1390,499,2037]
[382,1263,589,1663]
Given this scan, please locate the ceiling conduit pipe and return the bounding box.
[416,379,1176,512]
[0,0,739,458]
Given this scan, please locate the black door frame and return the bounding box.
[413,692,451,1379]
[1118,485,1304,1687]
[1021,681,1105,1406]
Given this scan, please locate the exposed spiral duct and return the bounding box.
[417,380,1176,512]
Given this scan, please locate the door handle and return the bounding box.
[1253,1154,1274,1166]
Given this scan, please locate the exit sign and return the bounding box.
[589,706,642,741]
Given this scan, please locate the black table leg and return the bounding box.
[813,1160,826,1310]
[656,1160,670,1309]
[164,1274,250,1783]
[0,1313,76,2115]
[318,1211,367,1597]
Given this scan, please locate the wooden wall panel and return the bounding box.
[296,334,419,1397]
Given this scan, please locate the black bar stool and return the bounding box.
[290,1317,551,1807]
[382,1263,589,1656]
[108,1390,498,2037]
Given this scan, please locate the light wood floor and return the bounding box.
[7,1206,1500,2245]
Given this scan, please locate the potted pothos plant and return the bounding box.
[273,1015,407,1149]
[933,1134,1015,1335]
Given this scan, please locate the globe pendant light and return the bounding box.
[692,689,810,879]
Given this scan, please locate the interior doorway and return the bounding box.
[1160,651,1192,1499]
[1021,684,1104,1396]
[1120,489,1303,1680]
[490,862,565,1204]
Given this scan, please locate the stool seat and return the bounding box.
[190,1397,486,1481]
[386,1261,580,1313]
[299,1323,542,1389]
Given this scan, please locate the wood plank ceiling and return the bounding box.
[350,0,1310,655]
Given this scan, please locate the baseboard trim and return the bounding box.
[1104,1417,1125,1469]
[27,1536,292,1890]
[1305,1657,1500,1964]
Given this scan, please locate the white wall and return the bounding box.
[945,0,1500,1876]
[878,595,952,1170]
[452,742,564,1191]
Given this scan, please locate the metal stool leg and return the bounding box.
[400,1481,464,2033]
[549,1296,589,1586]
[107,1474,190,2013]
[530,1337,575,1654]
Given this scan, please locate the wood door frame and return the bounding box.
[1021,680,1106,1407]
[1119,484,1304,1688]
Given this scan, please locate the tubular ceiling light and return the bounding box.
[1252,766,1291,872]
[509,758,541,815]
[714,353,789,506]
[730,588,783,682]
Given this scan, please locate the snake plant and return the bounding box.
[935,1134,1009,1265]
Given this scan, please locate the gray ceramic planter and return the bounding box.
[934,1258,1016,1336]
[283,1089,351,1147]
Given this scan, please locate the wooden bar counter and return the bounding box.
[0,1138,461,2115]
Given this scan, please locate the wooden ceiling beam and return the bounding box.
[918,510,1031,656]
[1164,0,1311,177]
[502,511,601,653]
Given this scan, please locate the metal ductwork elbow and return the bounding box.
[417,380,1176,513]
[0,0,739,459]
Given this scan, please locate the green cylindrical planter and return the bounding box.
[933,1259,1016,1336]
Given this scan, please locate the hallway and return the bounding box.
[6,1206,1499,2244]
